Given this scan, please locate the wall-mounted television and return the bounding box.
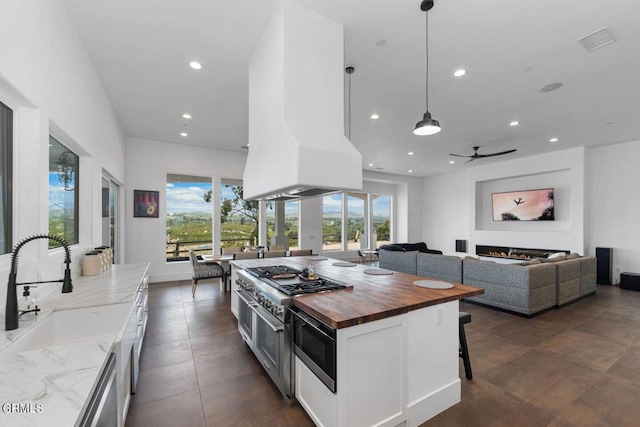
[492,188,554,221]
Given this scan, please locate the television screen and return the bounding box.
[492,188,554,221]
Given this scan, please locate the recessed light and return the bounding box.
[408,152,414,156]
[449,160,455,164]
[370,114,380,119]
[189,61,202,70]
[182,113,192,119]
[549,137,559,143]
[510,121,520,127]
[408,170,413,173]
[180,132,188,137]
[368,163,374,167]
[453,69,466,77]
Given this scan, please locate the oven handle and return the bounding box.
[251,304,284,333]
[234,288,258,307]
[234,289,283,333]
[290,308,336,343]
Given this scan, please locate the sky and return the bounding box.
[322,193,391,216]
[492,189,554,220]
[166,181,212,214]
[48,172,75,210]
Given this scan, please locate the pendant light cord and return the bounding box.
[348,70,352,140]
[346,66,354,141]
[425,9,429,112]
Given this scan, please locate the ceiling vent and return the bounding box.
[578,26,620,52]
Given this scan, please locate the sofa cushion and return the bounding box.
[565,253,581,260]
[417,253,462,283]
[378,249,418,275]
[521,258,542,266]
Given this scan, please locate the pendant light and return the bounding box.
[345,66,355,140]
[413,0,441,136]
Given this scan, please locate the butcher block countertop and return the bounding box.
[231,256,483,329]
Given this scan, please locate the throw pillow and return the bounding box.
[565,253,581,259]
[547,252,566,259]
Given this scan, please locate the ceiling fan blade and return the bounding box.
[465,158,476,163]
[481,149,517,158]
[449,153,471,158]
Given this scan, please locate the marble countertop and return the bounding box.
[0,263,149,427]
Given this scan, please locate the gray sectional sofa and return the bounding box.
[378,247,597,316]
[462,259,557,315]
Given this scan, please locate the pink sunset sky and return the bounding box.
[492,189,554,220]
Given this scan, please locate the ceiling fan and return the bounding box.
[449,146,517,163]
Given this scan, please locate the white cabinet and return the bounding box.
[295,301,460,427]
[231,266,240,318]
[116,273,149,427]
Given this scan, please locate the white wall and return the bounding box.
[0,0,126,308]
[125,137,247,282]
[423,147,586,255]
[587,139,640,283]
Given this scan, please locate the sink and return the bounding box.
[1,303,133,356]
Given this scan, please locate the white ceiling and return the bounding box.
[62,0,640,177]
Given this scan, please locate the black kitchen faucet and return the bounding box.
[5,234,73,331]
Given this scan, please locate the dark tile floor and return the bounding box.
[127,282,640,427]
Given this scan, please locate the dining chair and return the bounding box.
[263,250,286,258]
[189,250,226,297]
[221,246,243,255]
[289,249,312,256]
[357,250,367,264]
[268,245,286,251]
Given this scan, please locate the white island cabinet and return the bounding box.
[296,301,459,427]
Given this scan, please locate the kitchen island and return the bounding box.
[230,256,483,427]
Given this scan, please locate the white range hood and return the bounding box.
[243,0,363,201]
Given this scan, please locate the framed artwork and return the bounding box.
[134,190,159,218]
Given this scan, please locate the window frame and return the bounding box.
[0,100,13,255]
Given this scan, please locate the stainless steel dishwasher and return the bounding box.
[79,352,118,426]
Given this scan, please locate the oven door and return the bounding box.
[252,303,285,386]
[235,289,255,346]
[290,307,337,393]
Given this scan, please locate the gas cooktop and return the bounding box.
[245,265,348,296]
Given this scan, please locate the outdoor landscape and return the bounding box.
[165,179,391,260]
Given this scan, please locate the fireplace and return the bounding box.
[476,245,569,261]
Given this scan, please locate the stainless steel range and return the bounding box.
[234,265,347,398]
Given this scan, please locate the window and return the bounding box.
[285,201,299,250]
[166,174,212,261]
[322,193,342,251]
[102,176,119,263]
[321,191,392,251]
[0,101,12,254]
[220,181,257,249]
[373,194,392,247]
[49,136,79,247]
[347,193,367,250]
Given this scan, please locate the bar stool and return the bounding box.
[459,311,473,380]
